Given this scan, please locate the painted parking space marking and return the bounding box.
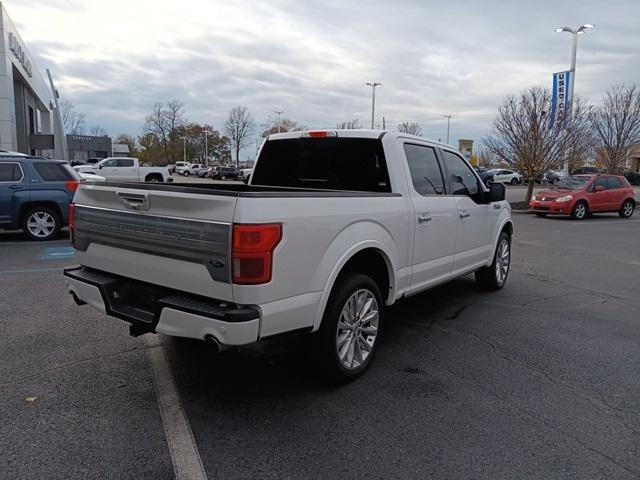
[143,335,208,480]
[40,247,75,260]
[0,267,62,275]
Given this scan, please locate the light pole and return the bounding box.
[203,130,211,166]
[364,82,382,129]
[273,111,284,133]
[182,136,187,163]
[555,24,595,114]
[443,114,453,144]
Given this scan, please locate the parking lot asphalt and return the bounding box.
[1,213,640,479]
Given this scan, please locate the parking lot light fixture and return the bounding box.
[364,82,382,129]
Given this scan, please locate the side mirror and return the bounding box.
[484,182,505,203]
[594,185,605,192]
[98,164,103,169]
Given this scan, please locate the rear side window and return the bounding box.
[33,162,75,181]
[441,150,480,196]
[252,138,391,192]
[404,144,444,195]
[117,159,134,167]
[606,177,623,189]
[0,162,23,181]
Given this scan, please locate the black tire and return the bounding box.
[619,199,635,218]
[475,231,511,290]
[22,206,61,241]
[571,201,588,220]
[314,273,384,383]
[535,212,547,217]
[183,171,190,176]
[220,175,226,180]
[145,174,162,182]
[510,178,517,185]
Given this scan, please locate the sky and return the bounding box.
[5,0,640,156]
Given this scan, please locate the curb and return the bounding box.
[511,209,534,215]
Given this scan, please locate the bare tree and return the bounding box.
[397,121,422,136]
[143,100,186,162]
[483,87,590,202]
[336,119,361,129]
[261,116,305,137]
[563,97,595,172]
[61,101,86,134]
[224,106,255,166]
[114,133,138,154]
[89,124,108,137]
[590,84,640,173]
[477,149,492,168]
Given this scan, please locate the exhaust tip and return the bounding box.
[204,334,221,353]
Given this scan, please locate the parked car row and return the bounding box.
[474,168,522,187]
[168,163,253,182]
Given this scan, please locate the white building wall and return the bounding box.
[0,2,56,153]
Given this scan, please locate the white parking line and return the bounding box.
[143,335,208,480]
[0,267,62,275]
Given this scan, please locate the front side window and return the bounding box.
[0,162,23,182]
[591,177,607,191]
[441,150,479,197]
[117,159,134,167]
[404,144,444,195]
[102,159,118,167]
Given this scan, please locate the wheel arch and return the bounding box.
[20,200,64,223]
[312,242,397,333]
[144,172,164,182]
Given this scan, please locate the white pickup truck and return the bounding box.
[64,130,512,381]
[74,157,171,183]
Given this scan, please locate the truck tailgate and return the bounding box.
[72,184,237,301]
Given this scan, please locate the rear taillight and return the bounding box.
[65,180,80,193]
[232,223,282,285]
[69,203,76,248]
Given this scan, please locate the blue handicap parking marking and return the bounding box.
[40,247,75,260]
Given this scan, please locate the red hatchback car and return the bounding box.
[529,174,636,220]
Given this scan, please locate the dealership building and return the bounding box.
[0,2,64,157]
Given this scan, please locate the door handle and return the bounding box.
[459,210,471,219]
[417,214,432,224]
[493,203,501,210]
[9,185,20,189]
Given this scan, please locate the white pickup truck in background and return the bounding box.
[64,130,512,381]
[74,157,171,183]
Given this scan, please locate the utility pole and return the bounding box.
[364,82,382,129]
[204,130,210,166]
[182,136,187,163]
[274,111,284,133]
[382,116,386,130]
[443,114,453,144]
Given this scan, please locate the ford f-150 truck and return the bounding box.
[74,157,171,183]
[64,130,512,380]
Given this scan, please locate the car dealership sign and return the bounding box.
[8,31,33,78]
[550,70,572,129]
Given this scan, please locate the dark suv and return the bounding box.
[0,154,79,240]
[208,166,240,180]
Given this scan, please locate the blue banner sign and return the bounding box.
[550,70,572,128]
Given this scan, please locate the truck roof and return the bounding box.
[267,129,453,149]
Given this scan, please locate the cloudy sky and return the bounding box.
[6,0,640,154]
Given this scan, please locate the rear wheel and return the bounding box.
[510,178,517,185]
[314,273,383,382]
[145,174,162,182]
[475,231,511,290]
[22,207,61,241]
[619,199,635,218]
[220,175,226,180]
[571,201,588,220]
[183,170,190,176]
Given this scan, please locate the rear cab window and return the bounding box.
[252,137,391,192]
[33,162,77,181]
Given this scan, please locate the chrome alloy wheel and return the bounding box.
[495,238,510,286]
[27,211,56,238]
[623,201,634,217]
[574,203,586,219]
[336,289,379,370]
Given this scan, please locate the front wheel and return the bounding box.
[314,273,383,382]
[183,171,190,176]
[619,199,635,218]
[510,178,517,185]
[475,231,511,290]
[571,201,588,220]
